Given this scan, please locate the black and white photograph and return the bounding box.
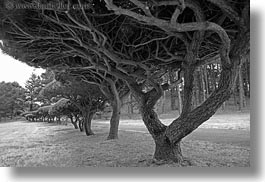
[0,0,260,179]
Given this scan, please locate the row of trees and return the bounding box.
[0,0,249,163]
[0,69,130,140]
[160,59,250,114]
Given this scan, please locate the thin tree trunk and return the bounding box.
[70,115,78,129]
[107,100,121,140]
[238,65,246,110]
[130,94,134,115]
[201,67,206,101]
[193,71,199,107]
[78,117,84,132]
[203,65,209,98]
[128,94,134,118]
[233,92,238,107]
[57,116,61,125]
[107,80,122,140]
[181,67,195,116]
[244,57,250,97]
[29,99,33,111]
[222,102,226,111]
[161,91,166,114]
[170,88,177,110]
[198,69,203,104]
[212,64,217,90]
[176,84,182,115]
[83,111,95,136]
[169,69,177,110]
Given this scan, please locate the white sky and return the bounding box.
[0,51,45,87]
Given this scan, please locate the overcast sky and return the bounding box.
[0,51,45,87]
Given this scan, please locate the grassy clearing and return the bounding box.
[0,112,250,167]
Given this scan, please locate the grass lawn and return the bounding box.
[0,112,250,167]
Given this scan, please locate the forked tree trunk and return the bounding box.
[140,103,184,162]
[129,56,238,163]
[128,4,248,162]
[154,137,183,162]
[83,111,95,136]
[128,81,182,162]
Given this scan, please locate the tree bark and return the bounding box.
[203,65,209,98]
[107,80,122,140]
[170,88,177,111]
[138,91,187,162]
[181,66,195,116]
[165,63,237,146]
[201,67,207,101]
[169,69,177,110]
[129,82,182,161]
[83,111,95,136]
[29,99,33,111]
[127,93,134,118]
[70,115,78,129]
[154,136,184,162]
[107,99,121,140]
[176,84,182,115]
[198,69,203,104]
[78,117,84,132]
[160,91,166,114]
[128,50,239,163]
[238,64,246,110]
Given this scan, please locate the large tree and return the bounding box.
[24,73,42,111]
[0,0,249,163]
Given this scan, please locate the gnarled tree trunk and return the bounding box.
[129,82,184,162]
[140,101,184,162]
[128,53,239,163]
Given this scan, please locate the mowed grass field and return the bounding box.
[0,112,250,167]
